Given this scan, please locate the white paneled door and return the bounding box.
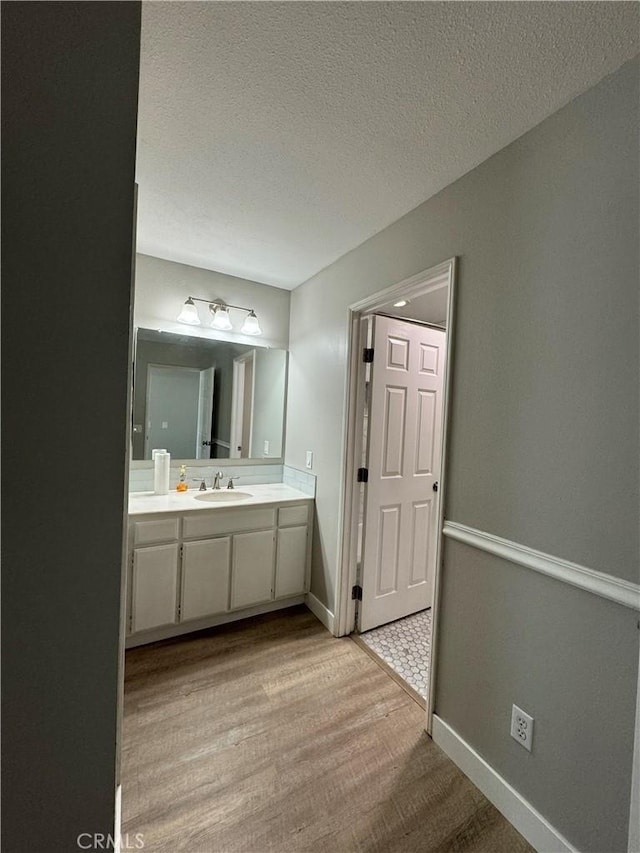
[359,315,446,632]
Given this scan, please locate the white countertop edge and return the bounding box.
[128,482,313,516]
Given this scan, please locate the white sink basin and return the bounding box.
[194,491,253,503]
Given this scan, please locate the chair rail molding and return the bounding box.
[443,521,640,611]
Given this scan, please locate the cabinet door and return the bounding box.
[275,525,308,598]
[132,544,179,632]
[231,530,275,610]
[182,537,230,622]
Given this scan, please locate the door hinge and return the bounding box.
[362,348,374,363]
[352,584,363,601]
[357,467,369,483]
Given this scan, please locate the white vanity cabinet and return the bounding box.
[275,525,308,598]
[231,529,276,609]
[129,517,181,633]
[275,506,310,598]
[131,543,179,632]
[181,537,231,621]
[126,496,312,646]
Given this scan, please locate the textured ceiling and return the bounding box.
[136,2,638,289]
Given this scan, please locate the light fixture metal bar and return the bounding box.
[188,296,256,313]
[178,296,262,336]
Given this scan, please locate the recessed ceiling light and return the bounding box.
[393,299,408,308]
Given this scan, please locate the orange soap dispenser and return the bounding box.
[176,464,189,492]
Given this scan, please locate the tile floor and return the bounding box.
[359,608,432,699]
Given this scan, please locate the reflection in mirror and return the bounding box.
[132,328,287,461]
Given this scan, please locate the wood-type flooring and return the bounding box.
[122,606,533,853]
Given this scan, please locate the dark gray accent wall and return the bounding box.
[1,3,141,851]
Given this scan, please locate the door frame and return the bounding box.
[195,366,216,459]
[230,350,256,458]
[335,257,457,734]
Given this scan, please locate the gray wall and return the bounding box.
[132,337,286,461]
[133,338,240,459]
[251,348,287,458]
[145,365,201,459]
[285,57,639,851]
[135,253,291,350]
[1,3,141,851]
[437,540,638,853]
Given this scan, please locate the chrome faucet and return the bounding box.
[226,475,239,490]
[212,471,224,490]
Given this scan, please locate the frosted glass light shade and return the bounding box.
[177,298,200,325]
[211,305,233,331]
[241,311,262,336]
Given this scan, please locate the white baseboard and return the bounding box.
[629,640,640,853]
[114,784,122,853]
[432,715,578,853]
[305,592,335,633]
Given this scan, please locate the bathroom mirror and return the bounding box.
[132,328,287,461]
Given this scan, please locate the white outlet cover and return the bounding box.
[263,440,270,455]
[510,704,534,752]
[305,450,313,470]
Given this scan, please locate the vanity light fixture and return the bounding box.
[177,296,262,336]
[176,297,201,325]
[210,302,233,331]
[241,310,262,336]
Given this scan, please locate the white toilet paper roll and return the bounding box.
[154,451,170,495]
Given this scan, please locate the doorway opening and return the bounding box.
[337,258,456,727]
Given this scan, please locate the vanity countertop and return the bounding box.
[129,483,313,516]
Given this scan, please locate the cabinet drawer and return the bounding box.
[132,517,179,546]
[183,507,275,539]
[278,504,309,527]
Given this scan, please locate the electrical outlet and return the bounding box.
[263,440,270,456]
[510,704,534,752]
[305,450,313,470]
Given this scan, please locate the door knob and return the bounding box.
[432,481,438,492]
